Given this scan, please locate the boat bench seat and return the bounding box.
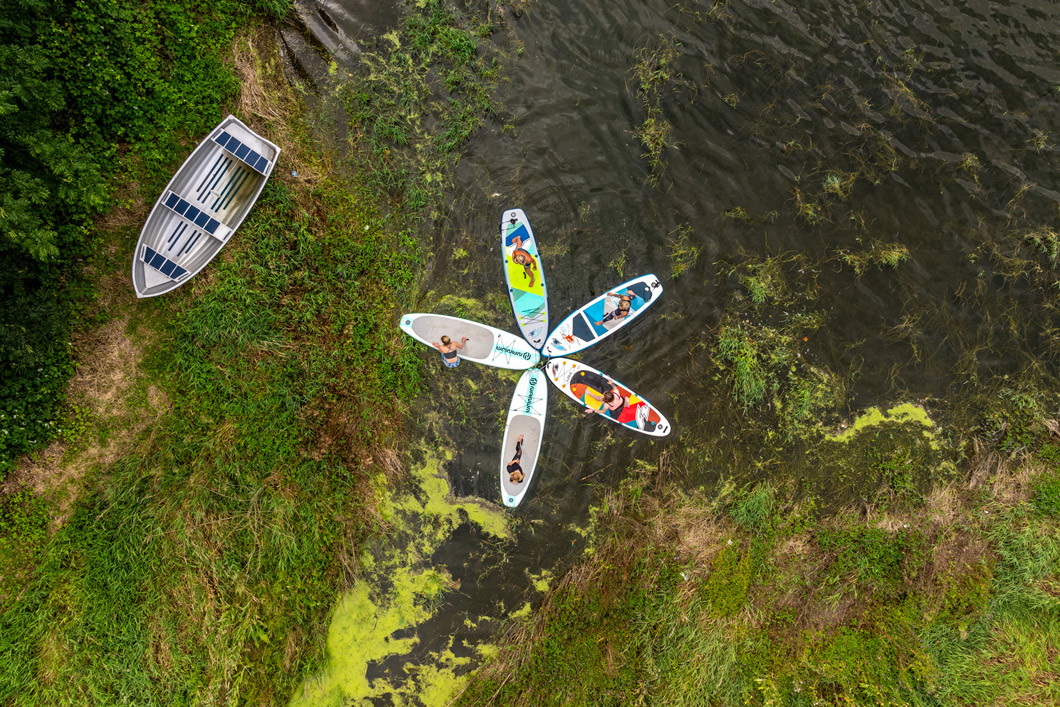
[212,129,272,174]
[141,245,189,281]
[163,192,231,240]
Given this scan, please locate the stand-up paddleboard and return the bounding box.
[545,358,670,437]
[400,313,540,370]
[500,369,547,508]
[542,274,662,357]
[501,209,549,349]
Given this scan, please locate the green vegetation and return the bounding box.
[0,0,287,474]
[1,0,516,699]
[630,35,687,186]
[457,439,1060,706]
[341,0,507,216]
[0,5,491,701]
[714,313,843,440]
[666,223,700,278]
[835,240,910,275]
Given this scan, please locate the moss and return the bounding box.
[702,546,752,616]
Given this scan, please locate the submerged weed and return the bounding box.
[630,35,689,187]
[667,224,700,278]
[836,240,909,275]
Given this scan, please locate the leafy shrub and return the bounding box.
[0,0,276,474]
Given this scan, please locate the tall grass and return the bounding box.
[456,442,1060,706]
[0,178,423,705]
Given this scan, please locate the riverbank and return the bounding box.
[0,17,428,704]
[456,401,1060,706]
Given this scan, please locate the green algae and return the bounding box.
[290,570,449,707]
[528,569,554,593]
[290,445,509,706]
[828,403,936,444]
[474,643,500,661]
[509,602,532,620]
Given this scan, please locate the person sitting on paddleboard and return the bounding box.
[507,434,525,483]
[432,334,468,369]
[594,289,636,326]
[583,386,645,425]
[512,249,538,289]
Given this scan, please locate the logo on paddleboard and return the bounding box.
[524,375,538,413]
[495,344,533,360]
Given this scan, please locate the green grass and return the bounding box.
[457,451,1060,707]
[0,173,424,704]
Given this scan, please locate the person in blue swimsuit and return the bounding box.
[432,334,468,368]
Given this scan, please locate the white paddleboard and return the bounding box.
[545,358,670,437]
[542,274,662,357]
[501,209,549,349]
[399,313,540,370]
[500,369,547,508]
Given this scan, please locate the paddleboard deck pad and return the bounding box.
[400,313,540,370]
[501,208,549,349]
[543,274,662,357]
[500,369,547,508]
[545,358,670,437]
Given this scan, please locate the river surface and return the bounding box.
[284,0,1060,701]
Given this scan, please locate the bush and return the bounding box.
[0,0,272,474]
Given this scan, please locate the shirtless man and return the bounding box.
[512,248,538,289]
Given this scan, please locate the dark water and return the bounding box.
[286,0,1060,699]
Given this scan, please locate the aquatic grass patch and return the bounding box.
[629,34,690,187]
[666,223,700,278]
[340,0,509,220]
[834,240,910,275]
[713,311,843,439]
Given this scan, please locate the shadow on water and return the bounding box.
[289,0,1060,701]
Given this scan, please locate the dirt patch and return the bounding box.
[6,316,168,523]
[227,25,322,192]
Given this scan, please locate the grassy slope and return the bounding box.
[456,434,1060,707]
[0,26,425,706]
[1,0,514,699]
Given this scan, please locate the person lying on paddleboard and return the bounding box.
[432,334,468,369]
[506,434,525,483]
[594,289,636,326]
[512,249,538,289]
